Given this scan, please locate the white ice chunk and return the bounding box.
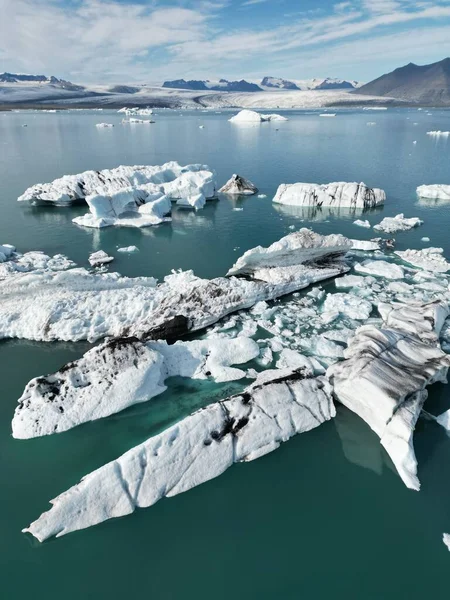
[117,246,139,253]
[353,219,371,228]
[417,184,450,201]
[322,293,372,320]
[374,213,423,233]
[229,110,287,123]
[88,250,114,267]
[395,248,450,273]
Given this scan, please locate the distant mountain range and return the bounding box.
[0,72,84,91]
[357,58,450,105]
[163,76,361,93]
[162,79,263,92]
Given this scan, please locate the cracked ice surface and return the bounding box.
[13,337,260,439]
[23,369,334,542]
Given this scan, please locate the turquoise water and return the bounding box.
[1,108,450,599]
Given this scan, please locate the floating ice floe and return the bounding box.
[18,161,216,207]
[426,131,450,137]
[328,301,450,491]
[319,113,336,117]
[353,219,371,228]
[417,185,450,201]
[273,182,385,209]
[229,109,287,123]
[443,534,450,551]
[374,213,423,233]
[0,229,351,342]
[88,250,114,267]
[395,248,450,273]
[421,237,430,242]
[23,368,334,541]
[95,123,114,128]
[354,259,404,280]
[117,246,139,253]
[126,118,155,124]
[350,239,382,251]
[12,337,260,438]
[219,174,258,195]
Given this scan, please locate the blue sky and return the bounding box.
[1,0,450,84]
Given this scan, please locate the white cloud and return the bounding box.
[0,0,449,83]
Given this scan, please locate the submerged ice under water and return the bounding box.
[1,107,450,599]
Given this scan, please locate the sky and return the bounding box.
[1,0,450,85]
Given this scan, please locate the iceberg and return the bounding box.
[219,174,258,195]
[0,243,17,263]
[117,246,139,253]
[426,131,450,137]
[18,162,216,207]
[273,182,385,209]
[354,259,404,280]
[443,534,450,551]
[353,219,371,228]
[327,301,450,490]
[88,250,114,267]
[95,123,114,128]
[417,185,450,201]
[373,213,423,233]
[13,336,260,439]
[0,230,351,342]
[229,109,287,123]
[23,368,334,541]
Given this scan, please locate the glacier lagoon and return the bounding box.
[1,107,450,598]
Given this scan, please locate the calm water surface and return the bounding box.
[1,107,450,599]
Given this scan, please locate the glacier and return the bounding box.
[272,182,385,209]
[23,368,335,542]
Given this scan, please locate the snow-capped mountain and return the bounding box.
[0,72,84,91]
[260,76,361,91]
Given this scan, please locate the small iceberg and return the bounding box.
[95,123,114,128]
[417,184,450,201]
[319,113,336,117]
[219,174,258,195]
[117,246,139,253]
[273,182,385,209]
[353,219,371,228]
[229,109,287,123]
[374,213,423,233]
[88,250,114,267]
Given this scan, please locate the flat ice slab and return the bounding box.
[273,182,385,209]
[23,368,334,541]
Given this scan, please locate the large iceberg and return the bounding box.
[18,161,216,207]
[13,337,260,439]
[417,185,450,201]
[0,230,351,342]
[23,368,334,541]
[273,182,385,209]
[327,301,450,490]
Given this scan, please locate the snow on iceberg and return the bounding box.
[417,185,450,201]
[395,248,450,273]
[327,301,450,490]
[18,162,216,207]
[229,109,287,123]
[12,336,260,439]
[219,174,258,195]
[273,182,385,209]
[373,214,423,233]
[23,368,334,541]
[0,230,351,342]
